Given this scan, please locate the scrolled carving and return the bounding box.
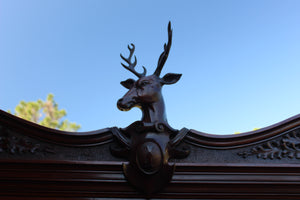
[238,129,300,159]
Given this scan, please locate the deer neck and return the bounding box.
[141,99,168,125]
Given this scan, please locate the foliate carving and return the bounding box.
[0,126,54,155]
[238,130,300,159]
[0,135,40,154]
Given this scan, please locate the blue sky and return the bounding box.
[1,0,300,134]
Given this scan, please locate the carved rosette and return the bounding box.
[238,129,300,159]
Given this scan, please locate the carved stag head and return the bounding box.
[117,22,182,115]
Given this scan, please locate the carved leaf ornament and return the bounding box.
[0,126,54,155]
[238,130,300,159]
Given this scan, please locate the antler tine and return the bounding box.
[154,21,173,77]
[120,43,146,78]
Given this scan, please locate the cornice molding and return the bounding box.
[0,110,113,147]
[186,114,300,149]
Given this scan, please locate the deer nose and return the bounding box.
[117,98,135,111]
[117,98,126,111]
[117,98,123,106]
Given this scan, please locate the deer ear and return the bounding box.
[161,73,182,85]
[121,78,135,89]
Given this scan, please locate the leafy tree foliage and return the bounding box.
[10,94,80,131]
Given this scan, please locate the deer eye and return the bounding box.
[140,81,150,87]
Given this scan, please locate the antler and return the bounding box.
[154,21,173,77]
[120,43,146,78]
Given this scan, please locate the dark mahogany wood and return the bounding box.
[2,108,300,199]
[2,107,300,199]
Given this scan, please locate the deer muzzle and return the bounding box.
[117,98,137,111]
